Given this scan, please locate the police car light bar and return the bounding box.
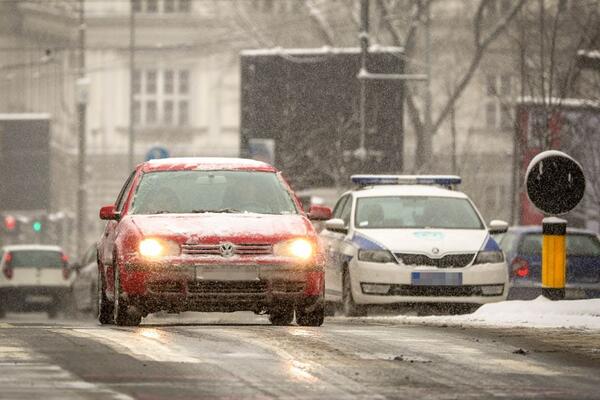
[351,175,462,187]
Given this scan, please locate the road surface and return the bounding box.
[0,312,598,399]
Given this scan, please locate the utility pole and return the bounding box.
[76,0,88,258]
[128,0,136,172]
[357,0,369,161]
[420,1,433,173]
[356,0,426,162]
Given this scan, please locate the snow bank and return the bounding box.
[364,297,600,330]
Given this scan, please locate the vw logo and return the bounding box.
[431,247,440,255]
[219,242,235,257]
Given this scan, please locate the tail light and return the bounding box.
[2,252,13,280]
[511,257,530,278]
[61,253,70,280]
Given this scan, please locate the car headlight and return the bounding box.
[273,238,315,261]
[358,250,396,263]
[473,250,504,264]
[139,238,180,258]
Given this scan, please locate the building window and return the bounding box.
[178,100,189,126]
[132,0,142,13]
[486,102,497,128]
[501,103,512,130]
[178,0,191,12]
[146,0,158,12]
[146,70,157,94]
[486,75,496,96]
[133,68,191,127]
[500,74,511,96]
[164,70,174,94]
[164,0,175,12]
[132,69,141,94]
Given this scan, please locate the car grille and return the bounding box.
[271,280,305,293]
[390,285,479,297]
[395,253,475,268]
[148,281,183,294]
[187,280,268,294]
[181,243,273,256]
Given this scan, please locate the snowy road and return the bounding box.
[0,313,598,400]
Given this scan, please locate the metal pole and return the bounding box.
[358,0,369,158]
[76,0,86,258]
[422,1,432,172]
[128,0,136,172]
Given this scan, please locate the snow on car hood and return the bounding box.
[129,213,312,243]
[353,228,489,256]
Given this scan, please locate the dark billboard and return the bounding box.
[240,47,404,189]
[0,115,51,211]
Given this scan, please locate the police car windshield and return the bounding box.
[131,170,298,215]
[355,196,484,230]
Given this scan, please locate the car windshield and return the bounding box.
[355,196,484,229]
[519,233,600,257]
[9,250,64,268]
[130,170,298,215]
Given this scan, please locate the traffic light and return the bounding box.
[2,215,20,237]
[32,220,43,233]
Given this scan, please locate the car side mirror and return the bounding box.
[99,205,120,221]
[325,218,348,234]
[308,205,332,221]
[71,262,82,274]
[488,219,509,234]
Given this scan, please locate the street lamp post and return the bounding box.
[76,0,87,258]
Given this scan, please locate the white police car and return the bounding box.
[320,175,509,316]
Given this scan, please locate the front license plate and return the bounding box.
[196,266,259,281]
[411,272,462,286]
[25,295,53,303]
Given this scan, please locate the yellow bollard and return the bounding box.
[541,217,567,300]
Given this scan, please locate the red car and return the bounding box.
[97,158,332,326]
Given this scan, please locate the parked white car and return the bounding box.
[320,175,509,316]
[0,244,72,318]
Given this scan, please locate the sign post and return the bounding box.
[525,150,585,300]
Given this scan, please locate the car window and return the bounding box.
[497,231,520,253]
[8,250,64,268]
[339,196,352,226]
[354,196,484,229]
[332,195,349,219]
[518,233,600,257]
[130,170,298,215]
[115,170,137,212]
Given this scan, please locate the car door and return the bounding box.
[100,170,136,296]
[322,194,352,301]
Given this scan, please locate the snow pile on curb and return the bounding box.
[366,297,600,330]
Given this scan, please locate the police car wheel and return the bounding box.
[269,307,294,326]
[342,271,367,317]
[296,306,324,327]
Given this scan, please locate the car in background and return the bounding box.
[0,244,71,318]
[97,157,332,326]
[494,226,600,299]
[70,243,99,316]
[320,175,509,316]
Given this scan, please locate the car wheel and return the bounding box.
[342,270,367,317]
[47,307,58,319]
[324,301,337,317]
[113,264,142,327]
[296,305,325,327]
[268,307,294,326]
[98,268,114,325]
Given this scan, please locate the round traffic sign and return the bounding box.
[525,150,585,215]
[145,146,169,161]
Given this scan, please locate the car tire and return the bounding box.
[268,307,294,326]
[47,307,58,319]
[296,305,325,327]
[98,269,114,325]
[342,270,367,317]
[324,301,337,317]
[113,264,142,327]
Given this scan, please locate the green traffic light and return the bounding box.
[32,221,42,232]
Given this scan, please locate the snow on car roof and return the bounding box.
[351,184,469,199]
[142,157,277,173]
[2,244,64,252]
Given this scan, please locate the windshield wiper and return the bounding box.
[191,208,242,214]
